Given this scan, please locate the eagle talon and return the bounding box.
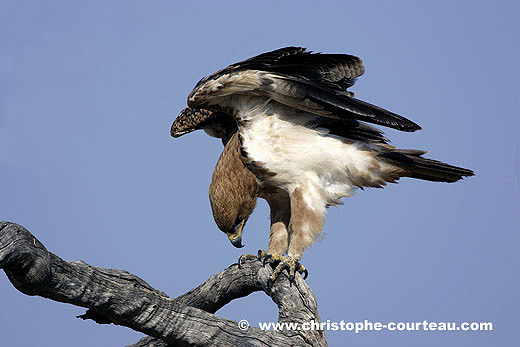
[302,268,309,280]
[264,254,308,284]
[238,250,268,269]
[237,254,245,269]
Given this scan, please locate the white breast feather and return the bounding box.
[238,99,385,213]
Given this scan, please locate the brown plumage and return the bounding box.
[209,133,258,238]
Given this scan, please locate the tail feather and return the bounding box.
[378,149,474,183]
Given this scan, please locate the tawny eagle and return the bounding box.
[171,47,474,282]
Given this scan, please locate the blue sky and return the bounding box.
[1,1,518,346]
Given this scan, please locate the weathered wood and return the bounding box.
[0,221,327,346]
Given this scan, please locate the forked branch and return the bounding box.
[0,221,326,346]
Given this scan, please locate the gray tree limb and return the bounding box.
[0,221,327,347]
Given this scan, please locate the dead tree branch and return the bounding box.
[0,221,326,346]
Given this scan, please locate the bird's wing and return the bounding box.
[187,47,421,132]
[210,46,365,90]
[170,107,215,137]
[171,107,237,145]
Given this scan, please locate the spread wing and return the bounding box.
[200,46,364,90]
[187,47,421,132]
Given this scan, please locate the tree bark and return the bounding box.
[0,221,327,346]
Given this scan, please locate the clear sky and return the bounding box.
[1,1,518,346]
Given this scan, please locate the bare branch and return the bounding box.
[0,221,326,346]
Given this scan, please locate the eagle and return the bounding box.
[171,47,474,282]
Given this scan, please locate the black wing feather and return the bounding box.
[269,74,421,131]
[189,47,421,132]
[226,47,365,90]
[196,47,364,93]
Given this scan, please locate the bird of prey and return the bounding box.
[171,47,474,282]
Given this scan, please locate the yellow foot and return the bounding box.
[263,254,308,285]
[237,249,267,269]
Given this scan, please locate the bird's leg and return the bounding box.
[263,219,307,285]
[237,249,267,268]
[264,219,307,284]
[262,194,307,284]
[267,221,289,256]
[265,187,324,284]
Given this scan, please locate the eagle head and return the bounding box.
[209,182,257,249]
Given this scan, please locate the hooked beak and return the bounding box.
[227,219,245,248]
